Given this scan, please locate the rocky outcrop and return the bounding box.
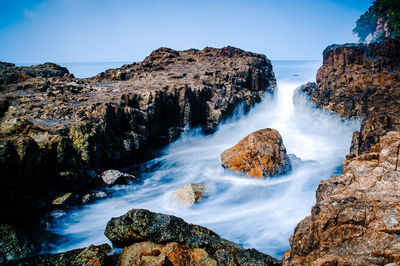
[12,243,112,265]
[104,208,280,265]
[172,183,207,207]
[295,39,400,155]
[220,128,291,178]
[287,40,400,265]
[285,131,400,265]
[0,46,276,226]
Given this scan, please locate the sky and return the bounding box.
[0,0,373,63]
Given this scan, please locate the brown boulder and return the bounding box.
[172,183,207,207]
[220,128,291,178]
[118,241,217,266]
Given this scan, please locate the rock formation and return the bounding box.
[294,39,400,156]
[221,128,291,178]
[287,39,400,265]
[172,183,207,207]
[0,46,276,226]
[105,208,281,265]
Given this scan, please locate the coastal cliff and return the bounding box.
[0,46,276,226]
[286,39,400,265]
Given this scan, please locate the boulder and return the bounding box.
[118,241,217,266]
[220,128,291,178]
[104,208,280,265]
[82,191,108,204]
[51,192,80,207]
[172,183,207,207]
[100,170,136,186]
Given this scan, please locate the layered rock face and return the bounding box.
[0,46,276,225]
[221,128,291,178]
[287,40,400,264]
[296,39,400,155]
[286,131,400,265]
[105,208,281,265]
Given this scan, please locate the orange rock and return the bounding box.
[118,241,217,266]
[220,128,291,178]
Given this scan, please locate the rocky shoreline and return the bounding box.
[0,46,276,229]
[1,39,399,265]
[285,39,400,265]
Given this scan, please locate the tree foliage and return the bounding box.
[353,0,400,42]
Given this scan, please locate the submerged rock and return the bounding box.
[220,128,291,178]
[51,192,80,207]
[100,169,136,186]
[82,191,108,204]
[172,183,207,207]
[104,209,280,265]
[118,241,217,266]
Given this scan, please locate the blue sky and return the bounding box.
[0,0,373,63]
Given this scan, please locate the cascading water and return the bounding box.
[47,60,361,258]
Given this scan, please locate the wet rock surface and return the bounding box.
[100,169,136,186]
[220,128,291,178]
[295,39,400,155]
[105,208,281,265]
[287,40,400,265]
[0,224,35,264]
[172,183,207,207]
[0,46,276,227]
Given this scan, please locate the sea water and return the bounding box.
[46,60,361,258]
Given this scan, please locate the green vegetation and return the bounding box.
[353,0,400,42]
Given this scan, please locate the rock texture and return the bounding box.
[12,243,112,266]
[0,46,276,226]
[295,39,400,155]
[221,128,291,178]
[285,131,400,265]
[100,169,136,186]
[104,208,280,265]
[118,241,217,266]
[287,40,400,265]
[172,183,207,207]
[0,224,35,264]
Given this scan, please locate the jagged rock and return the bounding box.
[12,243,111,265]
[104,209,280,265]
[220,128,291,178]
[285,131,400,265]
[0,46,276,226]
[294,39,400,155]
[51,192,79,207]
[82,191,108,204]
[172,183,207,207]
[0,224,35,264]
[100,169,136,186]
[118,241,217,266]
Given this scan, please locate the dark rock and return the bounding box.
[104,208,280,265]
[0,224,35,264]
[11,243,111,266]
